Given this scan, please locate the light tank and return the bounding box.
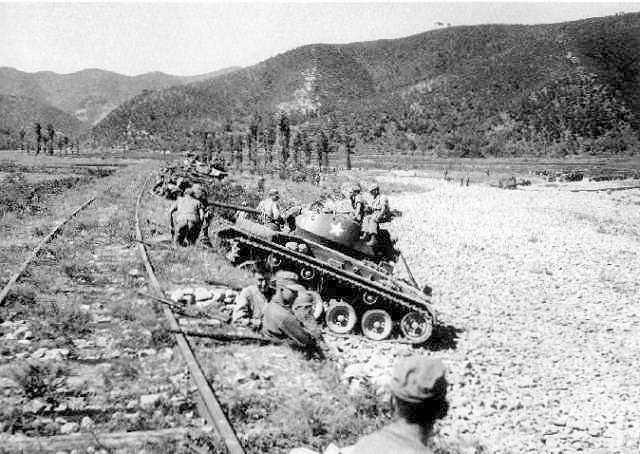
[215,209,436,343]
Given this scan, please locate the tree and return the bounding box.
[34,123,42,154]
[278,112,290,164]
[345,135,355,170]
[46,124,55,155]
[316,130,329,171]
[292,131,303,167]
[19,129,26,152]
[303,131,313,165]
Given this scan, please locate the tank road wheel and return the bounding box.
[362,292,379,305]
[325,301,357,334]
[300,267,316,281]
[400,311,433,344]
[266,253,282,269]
[361,309,393,341]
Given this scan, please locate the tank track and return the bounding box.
[225,231,436,324]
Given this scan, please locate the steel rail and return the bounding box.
[0,427,205,452]
[134,181,245,454]
[0,197,95,305]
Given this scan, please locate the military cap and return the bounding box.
[268,189,280,197]
[390,357,447,403]
[273,270,305,292]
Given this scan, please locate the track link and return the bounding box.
[226,232,435,323]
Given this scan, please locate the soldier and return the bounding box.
[291,290,324,338]
[333,183,364,223]
[361,182,391,247]
[231,267,272,330]
[257,188,284,230]
[262,271,318,351]
[169,185,205,246]
[192,184,214,247]
[291,357,449,454]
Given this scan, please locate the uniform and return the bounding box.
[257,190,283,230]
[336,422,434,454]
[262,297,316,349]
[333,195,364,222]
[170,192,204,246]
[362,193,390,235]
[262,270,317,349]
[231,284,271,328]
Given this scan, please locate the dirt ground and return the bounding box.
[1,150,639,453]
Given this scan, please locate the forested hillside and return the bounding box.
[0,94,83,149]
[92,13,640,157]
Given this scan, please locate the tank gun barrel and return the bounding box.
[207,200,260,215]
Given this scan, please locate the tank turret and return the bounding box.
[294,212,378,260]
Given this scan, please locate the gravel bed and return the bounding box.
[328,178,640,453]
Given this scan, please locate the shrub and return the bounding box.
[8,361,68,400]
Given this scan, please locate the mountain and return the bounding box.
[92,13,640,157]
[0,94,84,149]
[0,66,240,126]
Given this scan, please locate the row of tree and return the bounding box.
[195,111,356,171]
[15,122,76,154]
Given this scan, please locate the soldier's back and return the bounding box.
[175,196,202,221]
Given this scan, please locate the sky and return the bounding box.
[1,2,639,76]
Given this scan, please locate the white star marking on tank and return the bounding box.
[329,222,345,236]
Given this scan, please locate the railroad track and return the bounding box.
[0,197,95,306]
[134,180,245,454]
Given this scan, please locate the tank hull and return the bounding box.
[216,217,436,343]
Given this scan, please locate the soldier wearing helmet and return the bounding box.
[262,271,318,350]
[362,182,391,247]
[169,184,205,246]
[291,357,449,454]
[257,188,284,230]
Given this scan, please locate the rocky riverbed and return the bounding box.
[327,177,640,453]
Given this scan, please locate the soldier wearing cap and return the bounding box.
[291,357,449,454]
[262,270,318,350]
[362,182,391,247]
[169,185,205,246]
[257,188,284,230]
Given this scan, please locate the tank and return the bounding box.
[216,210,436,343]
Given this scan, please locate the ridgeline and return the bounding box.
[91,13,640,158]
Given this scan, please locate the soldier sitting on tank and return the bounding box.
[231,267,273,330]
[169,185,205,246]
[262,271,319,352]
[290,356,449,454]
[332,183,364,223]
[257,189,284,230]
[361,182,391,247]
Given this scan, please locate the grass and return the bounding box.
[8,361,68,400]
[30,300,93,341]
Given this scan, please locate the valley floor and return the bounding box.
[1,150,639,453]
